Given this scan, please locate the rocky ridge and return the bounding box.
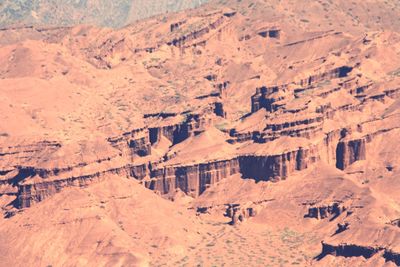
[1,0,400,266]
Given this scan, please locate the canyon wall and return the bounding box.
[335,138,366,170]
[147,159,239,197]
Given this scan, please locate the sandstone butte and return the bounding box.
[1,0,400,266]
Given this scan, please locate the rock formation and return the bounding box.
[0,0,400,266]
[336,138,366,170]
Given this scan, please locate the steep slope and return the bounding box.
[0,175,206,266]
[0,0,400,266]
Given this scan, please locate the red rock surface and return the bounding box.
[1,0,400,266]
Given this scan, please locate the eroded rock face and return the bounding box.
[170,20,186,32]
[1,124,323,209]
[305,202,346,220]
[107,127,151,158]
[146,158,240,197]
[147,108,216,145]
[239,147,315,181]
[10,158,147,208]
[4,79,395,210]
[1,56,395,212]
[167,15,225,48]
[225,203,259,225]
[258,28,281,39]
[10,162,149,209]
[17,174,102,208]
[149,124,189,145]
[143,143,320,197]
[1,1,400,266]
[299,66,354,87]
[318,242,381,259]
[261,116,324,141]
[336,138,366,170]
[251,85,283,113]
[317,242,400,266]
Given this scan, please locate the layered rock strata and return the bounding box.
[317,242,400,266]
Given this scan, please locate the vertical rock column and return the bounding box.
[336,138,366,170]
